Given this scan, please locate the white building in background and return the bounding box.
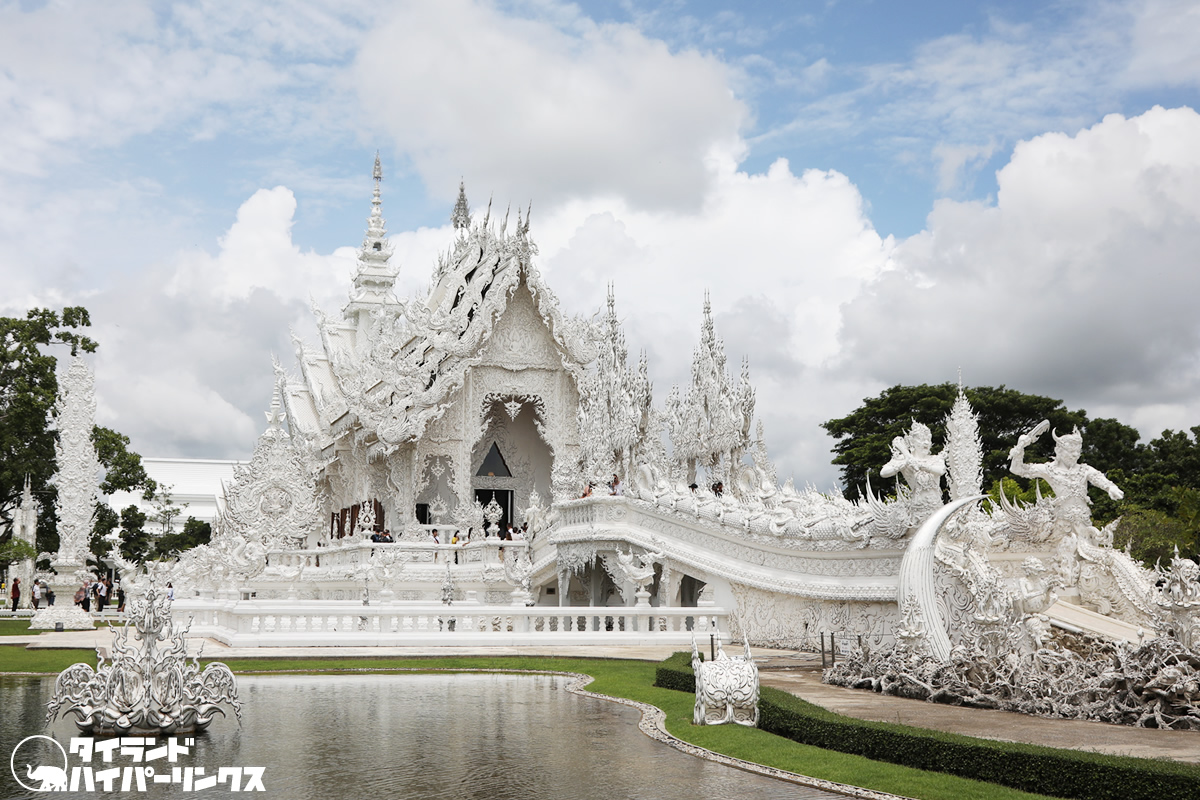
[107,458,244,528]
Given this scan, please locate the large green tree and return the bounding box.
[0,307,155,561]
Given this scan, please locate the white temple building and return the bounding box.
[82,158,1195,656]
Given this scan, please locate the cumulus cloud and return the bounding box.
[354,0,748,210]
[86,188,364,459]
[838,106,1200,439]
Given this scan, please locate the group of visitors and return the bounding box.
[72,577,123,613]
[5,574,130,614]
[6,577,54,610]
[369,529,394,543]
[580,474,624,498]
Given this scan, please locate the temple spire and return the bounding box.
[344,153,399,323]
[451,179,471,231]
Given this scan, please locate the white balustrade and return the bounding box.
[172,598,725,647]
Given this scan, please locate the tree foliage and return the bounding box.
[0,307,154,560]
[154,517,212,560]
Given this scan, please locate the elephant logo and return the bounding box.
[26,764,68,791]
[9,735,69,792]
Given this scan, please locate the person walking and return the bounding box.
[9,577,19,611]
[31,579,41,610]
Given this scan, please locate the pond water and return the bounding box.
[1,673,836,799]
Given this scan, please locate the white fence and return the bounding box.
[173,599,726,647]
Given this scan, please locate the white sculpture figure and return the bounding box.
[614,546,661,606]
[503,545,534,605]
[1009,421,1123,543]
[691,634,759,726]
[880,421,946,523]
[47,587,240,735]
[1015,557,1059,615]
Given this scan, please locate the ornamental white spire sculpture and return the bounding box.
[31,355,102,630]
[665,293,756,487]
[944,379,984,501]
[345,153,399,323]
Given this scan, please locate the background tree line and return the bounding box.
[0,307,209,577]
[823,383,1200,567]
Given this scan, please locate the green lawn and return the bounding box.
[0,648,1061,800]
[0,619,35,636]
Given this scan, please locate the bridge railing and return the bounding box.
[172,598,726,647]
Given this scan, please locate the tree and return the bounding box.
[0,307,155,562]
[116,505,153,565]
[822,384,1087,500]
[154,517,212,559]
[0,307,96,549]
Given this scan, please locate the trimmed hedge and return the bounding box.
[655,652,1200,800]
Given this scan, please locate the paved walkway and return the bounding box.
[6,631,1199,764]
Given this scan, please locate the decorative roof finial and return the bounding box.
[361,153,391,258]
[265,381,287,433]
[451,179,471,230]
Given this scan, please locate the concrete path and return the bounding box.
[7,631,1199,764]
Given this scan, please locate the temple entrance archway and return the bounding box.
[469,397,553,528]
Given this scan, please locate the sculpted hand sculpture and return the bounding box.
[1008,421,1123,542]
[880,421,946,521]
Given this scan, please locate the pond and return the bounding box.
[2,673,837,799]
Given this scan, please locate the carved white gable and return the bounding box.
[479,279,564,371]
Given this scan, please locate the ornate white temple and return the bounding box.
[30,159,1195,668]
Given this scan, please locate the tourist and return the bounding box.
[609,474,622,495]
[370,531,383,543]
[116,583,125,612]
[9,577,19,611]
[167,582,175,601]
[31,579,40,610]
[96,578,108,612]
[43,581,54,606]
[711,481,723,497]
[431,528,440,562]
[76,581,90,612]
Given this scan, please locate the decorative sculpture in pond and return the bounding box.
[47,587,240,735]
[691,634,759,726]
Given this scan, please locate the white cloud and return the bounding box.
[1124,0,1200,88]
[354,0,748,210]
[0,0,367,175]
[166,186,356,308]
[838,106,1200,439]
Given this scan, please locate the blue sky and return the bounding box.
[3,0,1200,489]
